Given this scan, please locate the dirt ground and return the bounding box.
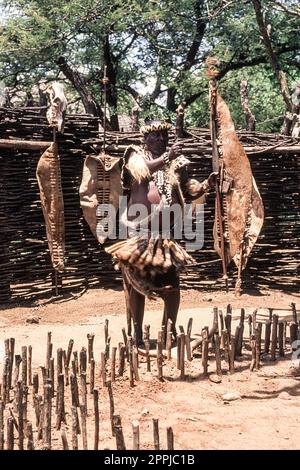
[0,286,300,450]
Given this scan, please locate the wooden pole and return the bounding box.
[21,346,27,386]
[90,358,95,394]
[144,325,151,370]
[250,334,256,372]
[133,348,140,381]
[28,345,32,386]
[42,383,52,450]
[229,336,236,374]
[101,352,107,387]
[26,421,34,450]
[13,355,22,389]
[0,401,4,450]
[167,426,174,450]
[157,331,163,381]
[61,428,69,450]
[2,356,10,405]
[71,406,79,450]
[128,337,135,388]
[118,344,126,377]
[215,335,222,376]
[202,330,209,377]
[80,372,87,415]
[153,418,160,450]
[7,417,14,450]
[255,323,262,370]
[93,388,99,450]
[264,320,271,354]
[111,347,117,382]
[8,338,15,390]
[80,348,87,374]
[16,381,24,450]
[113,414,126,450]
[271,314,278,361]
[87,333,95,363]
[80,404,88,450]
[107,380,115,436]
[278,322,285,357]
[132,420,140,450]
[56,373,65,430]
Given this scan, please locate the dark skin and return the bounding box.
[125,129,217,345]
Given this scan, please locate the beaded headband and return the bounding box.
[140,121,172,135]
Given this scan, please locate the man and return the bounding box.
[106,120,217,346]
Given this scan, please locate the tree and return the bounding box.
[0,0,299,132]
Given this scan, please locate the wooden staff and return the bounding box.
[93,389,99,450]
[111,347,117,382]
[107,380,115,436]
[153,418,160,450]
[113,414,126,450]
[132,420,140,450]
[167,427,174,450]
[71,406,79,450]
[87,333,95,363]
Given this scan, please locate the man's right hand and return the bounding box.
[168,142,183,161]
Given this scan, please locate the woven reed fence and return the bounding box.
[0,107,299,303]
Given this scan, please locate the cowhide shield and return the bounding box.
[213,91,264,271]
[36,143,65,272]
[79,153,122,244]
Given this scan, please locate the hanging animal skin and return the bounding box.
[36,143,65,272]
[209,73,264,294]
[45,82,67,133]
[79,153,122,244]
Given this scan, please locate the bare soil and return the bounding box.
[0,286,300,450]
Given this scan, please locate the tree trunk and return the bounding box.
[103,36,120,131]
[240,80,256,131]
[57,56,107,125]
[252,0,293,134]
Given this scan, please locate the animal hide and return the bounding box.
[212,90,264,273]
[79,153,122,244]
[45,82,67,133]
[36,143,65,272]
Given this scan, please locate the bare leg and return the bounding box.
[130,288,145,346]
[162,287,180,341]
[122,269,145,346]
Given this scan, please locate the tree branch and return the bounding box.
[252,0,293,112]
